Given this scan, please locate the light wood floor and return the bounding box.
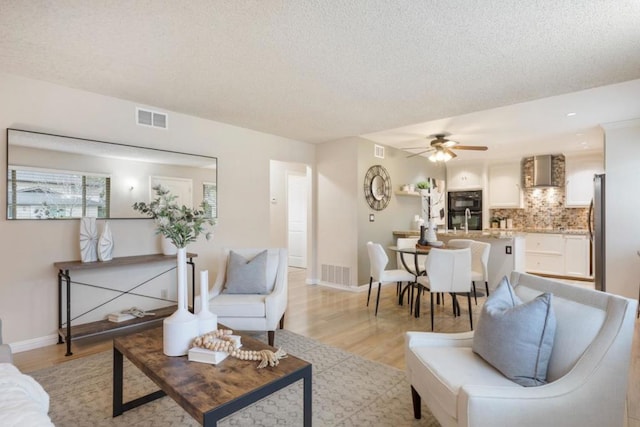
[13,267,640,426]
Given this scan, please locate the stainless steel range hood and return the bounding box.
[522,155,562,188]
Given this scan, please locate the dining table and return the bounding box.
[388,244,444,316]
[388,243,467,318]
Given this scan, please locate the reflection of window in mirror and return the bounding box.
[203,182,217,218]
[7,167,110,219]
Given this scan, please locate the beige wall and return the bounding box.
[356,140,445,285]
[0,72,315,346]
[603,118,640,299]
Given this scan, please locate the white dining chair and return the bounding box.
[367,241,415,316]
[416,247,473,331]
[447,239,491,303]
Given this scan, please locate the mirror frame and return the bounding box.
[6,128,218,220]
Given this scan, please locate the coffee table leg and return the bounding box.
[113,347,123,417]
[303,365,312,427]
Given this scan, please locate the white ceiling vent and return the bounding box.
[136,107,168,129]
[374,144,385,159]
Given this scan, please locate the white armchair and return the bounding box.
[405,271,638,427]
[198,248,288,347]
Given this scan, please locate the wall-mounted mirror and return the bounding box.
[6,128,217,220]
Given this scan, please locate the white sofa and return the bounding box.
[0,319,54,426]
[405,271,638,427]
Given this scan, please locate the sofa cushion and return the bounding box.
[409,346,520,419]
[0,363,54,426]
[472,276,556,386]
[209,294,267,317]
[223,250,269,294]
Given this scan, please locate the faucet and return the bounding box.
[464,208,471,233]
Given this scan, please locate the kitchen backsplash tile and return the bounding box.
[491,155,589,230]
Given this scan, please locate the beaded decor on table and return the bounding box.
[192,329,287,369]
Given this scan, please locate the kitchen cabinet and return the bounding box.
[447,164,484,190]
[565,154,604,207]
[564,235,590,278]
[488,162,523,208]
[525,233,564,275]
[525,232,591,278]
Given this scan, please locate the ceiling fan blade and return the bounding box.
[441,140,458,148]
[406,149,433,158]
[446,148,457,158]
[401,146,431,150]
[452,145,488,151]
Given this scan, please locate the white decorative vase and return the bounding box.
[97,221,114,261]
[425,219,438,243]
[163,247,199,356]
[161,236,178,256]
[196,270,218,335]
[79,217,98,262]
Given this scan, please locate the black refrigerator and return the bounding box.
[589,174,605,291]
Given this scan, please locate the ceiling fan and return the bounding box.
[404,134,488,162]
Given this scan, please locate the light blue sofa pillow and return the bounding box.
[472,276,556,386]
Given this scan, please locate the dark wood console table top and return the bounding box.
[54,252,197,271]
[55,253,197,356]
[113,326,312,426]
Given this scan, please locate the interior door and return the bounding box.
[287,173,307,268]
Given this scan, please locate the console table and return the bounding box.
[54,253,197,356]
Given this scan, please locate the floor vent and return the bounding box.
[136,107,168,129]
[374,144,385,159]
[321,264,351,286]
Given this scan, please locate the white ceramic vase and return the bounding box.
[97,221,114,261]
[79,217,98,262]
[196,270,218,335]
[161,236,178,256]
[163,247,199,356]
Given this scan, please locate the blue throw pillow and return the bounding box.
[472,276,556,386]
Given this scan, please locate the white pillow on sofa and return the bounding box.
[472,276,556,387]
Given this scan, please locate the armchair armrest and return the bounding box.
[406,331,475,349]
[264,249,288,330]
[0,344,12,364]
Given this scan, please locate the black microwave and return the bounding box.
[448,190,482,211]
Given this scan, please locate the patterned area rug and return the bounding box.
[30,330,440,426]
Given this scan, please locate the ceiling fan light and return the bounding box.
[429,147,452,162]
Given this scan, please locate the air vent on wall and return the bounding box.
[136,107,168,129]
[374,144,385,159]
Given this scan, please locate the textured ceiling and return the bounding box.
[1,1,639,158]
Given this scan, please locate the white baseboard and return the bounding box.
[9,334,59,354]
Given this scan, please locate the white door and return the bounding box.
[287,173,307,268]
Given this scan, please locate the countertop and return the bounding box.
[393,228,589,239]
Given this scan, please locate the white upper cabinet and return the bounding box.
[565,154,604,207]
[488,162,523,208]
[447,164,484,190]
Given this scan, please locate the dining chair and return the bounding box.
[415,247,473,331]
[447,239,491,303]
[367,241,415,316]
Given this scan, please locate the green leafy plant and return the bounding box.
[133,185,216,248]
[416,181,431,190]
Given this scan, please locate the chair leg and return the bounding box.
[375,282,382,316]
[472,281,478,305]
[411,386,422,419]
[367,277,373,306]
[430,293,435,331]
[279,314,285,329]
[485,281,490,297]
[268,330,275,347]
[467,292,473,330]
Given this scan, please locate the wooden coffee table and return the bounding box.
[112,326,312,426]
